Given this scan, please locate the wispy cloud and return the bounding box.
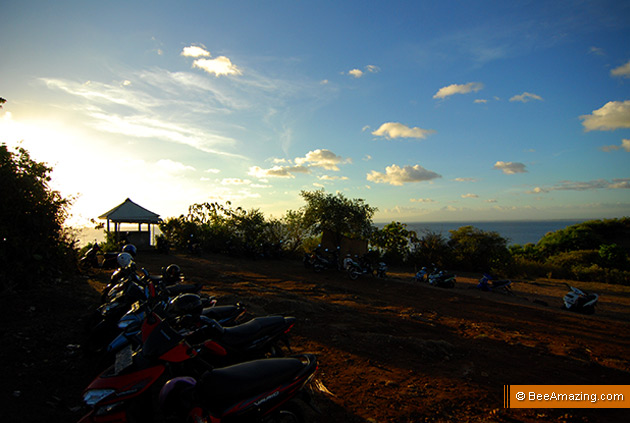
[528,178,630,193]
[461,193,479,198]
[367,164,441,186]
[510,92,543,103]
[493,161,527,174]
[433,82,483,99]
[372,122,436,140]
[601,139,630,152]
[157,159,196,173]
[611,61,630,78]
[580,101,630,131]
[248,165,309,179]
[410,198,435,203]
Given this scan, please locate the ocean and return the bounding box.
[398,220,588,246]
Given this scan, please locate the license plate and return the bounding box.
[114,344,133,374]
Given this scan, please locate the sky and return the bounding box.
[1,0,630,226]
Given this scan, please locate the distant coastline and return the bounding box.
[384,219,588,246]
[73,218,599,248]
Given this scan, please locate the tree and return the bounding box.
[298,190,377,244]
[370,221,417,264]
[448,226,511,272]
[0,143,74,289]
[410,230,452,268]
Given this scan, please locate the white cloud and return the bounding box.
[461,193,479,198]
[580,101,630,131]
[181,46,210,58]
[433,82,483,99]
[611,61,630,78]
[348,69,363,78]
[372,122,436,140]
[455,177,477,182]
[493,161,527,174]
[193,56,242,77]
[206,168,221,173]
[347,65,379,78]
[510,92,543,103]
[410,198,435,203]
[474,99,488,104]
[156,159,196,173]
[367,164,441,186]
[294,149,350,171]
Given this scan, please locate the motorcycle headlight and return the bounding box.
[83,389,116,406]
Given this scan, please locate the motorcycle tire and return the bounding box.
[271,399,305,423]
[348,268,360,280]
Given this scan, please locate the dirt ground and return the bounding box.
[2,250,630,422]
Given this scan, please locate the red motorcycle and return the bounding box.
[78,302,298,423]
[159,354,318,422]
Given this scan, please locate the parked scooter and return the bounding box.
[79,242,120,270]
[78,304,299,423]
[477,273,512,294]
[563,285,598,315]
[158,354,319,423]
[428,269,455,288]
[312,246,341,272]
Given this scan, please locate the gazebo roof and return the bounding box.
[99,198,161,224]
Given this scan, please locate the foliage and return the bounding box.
[599,244,628,270]
[536,218,630,256]
[0,143,75,289]
[448,226,511,273]
[409,230,452,269]
[298,190,377,244]
[370,222,417,264]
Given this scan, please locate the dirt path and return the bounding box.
[2,251,629,422]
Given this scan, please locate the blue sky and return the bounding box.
[1,0,629,225]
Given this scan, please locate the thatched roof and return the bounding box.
[98,198,161,224]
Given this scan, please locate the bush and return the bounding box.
[0,144,75,290]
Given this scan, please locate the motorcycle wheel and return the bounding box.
[272,400,304,423]
[348,269,360,280]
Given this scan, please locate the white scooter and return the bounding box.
[563,285,598,315]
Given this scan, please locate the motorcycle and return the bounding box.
[83,266,207,358]
[477,273,512,294]
[159,354,319,423]
[428,269,455,288]
[312,246,340,272]
[78,306,298,423]
[563,285,598,315]
[80,242,119,270]
[103,294,248,370]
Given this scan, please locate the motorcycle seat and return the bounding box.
[202,305,242,322]
[197,356,307,413]
[221,316,295,347]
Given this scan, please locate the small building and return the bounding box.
[99,198,161,250]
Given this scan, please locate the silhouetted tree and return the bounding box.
[0,143,74,289]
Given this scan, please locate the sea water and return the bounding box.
[394,220,588,246]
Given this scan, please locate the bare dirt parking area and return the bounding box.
[2,250,630,422]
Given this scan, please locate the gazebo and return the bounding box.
[99,198,161,250]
